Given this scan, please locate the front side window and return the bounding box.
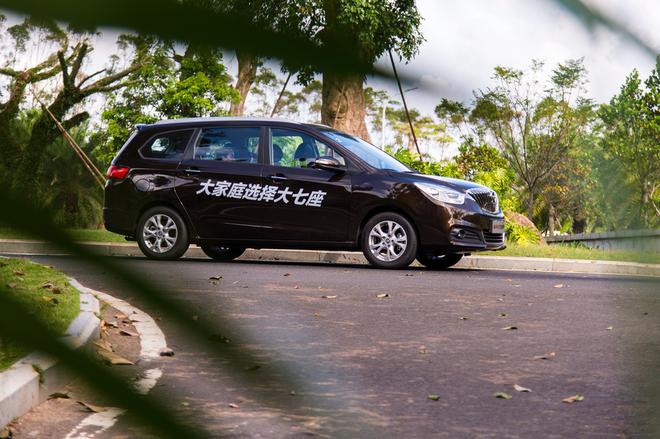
[194,127,260,163]
[140,130,193,160]
[312,126,410,172]
[270,128,345,168]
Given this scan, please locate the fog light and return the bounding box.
[456,229,466,239]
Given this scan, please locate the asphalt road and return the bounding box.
[10,255,660,438]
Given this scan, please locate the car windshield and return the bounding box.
[312,126,411,172]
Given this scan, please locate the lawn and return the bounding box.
[0,227,125,243]
[0,258,81,370]
[483,242,660,265]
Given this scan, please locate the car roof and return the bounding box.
[138,116,331,130]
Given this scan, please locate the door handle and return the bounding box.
[183,168,201,174]
[266,174,289,182]
[352,183,373,191]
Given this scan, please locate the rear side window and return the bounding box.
[140,130,193,160]
[194,127,261,163]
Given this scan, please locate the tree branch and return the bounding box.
[80,63,142,96]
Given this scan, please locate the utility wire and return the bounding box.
[388,49,422,159]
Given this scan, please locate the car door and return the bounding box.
[260,126,352,243]
[175,125,266,240]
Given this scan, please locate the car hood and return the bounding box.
[397,172,486,192]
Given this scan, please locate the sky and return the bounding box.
[370,0,660,115]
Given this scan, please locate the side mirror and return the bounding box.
[311,156,344,172]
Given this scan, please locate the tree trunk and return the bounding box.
[548,203,556,236]
[527,188,535,223]
[321,71,371,141]
[230,50,258,116]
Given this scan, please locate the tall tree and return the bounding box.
[95,36,237,165]
[598,58,660,227]
[437,60,594,222]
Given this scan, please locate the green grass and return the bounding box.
[0,258,81,370]
[483,242,660,265]
[0,227,125,243]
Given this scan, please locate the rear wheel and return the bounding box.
[201,245,245,261]
[136,207,189,260]
[361,212,418,269]
[416,252,463,270]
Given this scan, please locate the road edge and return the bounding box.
[0,239,658,277]
[0,276,100,429]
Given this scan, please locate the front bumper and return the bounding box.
[417,200,506,254]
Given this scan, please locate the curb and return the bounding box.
[0,239,658,277]
[0,276,100,429]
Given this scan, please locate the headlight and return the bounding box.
[414,182,465,205]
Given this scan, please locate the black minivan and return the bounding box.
[104,117,505,269]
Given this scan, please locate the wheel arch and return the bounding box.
[136,200,197,240]
[356,205,421,246]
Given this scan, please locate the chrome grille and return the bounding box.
[468,188,499,213]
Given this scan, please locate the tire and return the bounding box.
[416,252,463,270]
[361,212,418,269]
[201,245,245,261]
[136,206,189,260]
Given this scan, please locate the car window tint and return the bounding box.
[271,128,345,168]
[140,130,193,160]
[194,127,260,163]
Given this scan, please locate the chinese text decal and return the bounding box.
[195,179,327,207]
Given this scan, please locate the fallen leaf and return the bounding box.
[209,276,222,281]
[513,384,532,393]
[48,391,71,400]
[51,287,62,294]
[78,401,107,413]
[405,273,414,276]
[181,402,189,407]
[498,313,508,318]
[533,352,556,360]
[562,394,584,404]
[294,285,300,289]
[283,273,291,277]
[427,394,440,401]
[6,283,17,289]
[119,329,138,337]
[228,403,239,408]
[494,392,512,400]
[0,427,13,439]
[554,284,564,288]
[209,334,231,343]
[13,270,24,276]
[289,390,296,396]
[459,316,468,320]
[606,326,614,331]
[502,326,518,330]
[321,295,337,299]
[497,298,504,302]
[376,293,390,298]
[41,282,54,289]
[159,347,175,357]
[93,339,114,352]
[105,321,119,329]
[97,349,134,365]
[42,296,59,305]
[419,346,427,354]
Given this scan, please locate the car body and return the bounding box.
[104,117,505,269]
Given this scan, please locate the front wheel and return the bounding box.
[361,212,418,269]
[201,245,245,261]
[136,207,189,260]
[416,252,463,270]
